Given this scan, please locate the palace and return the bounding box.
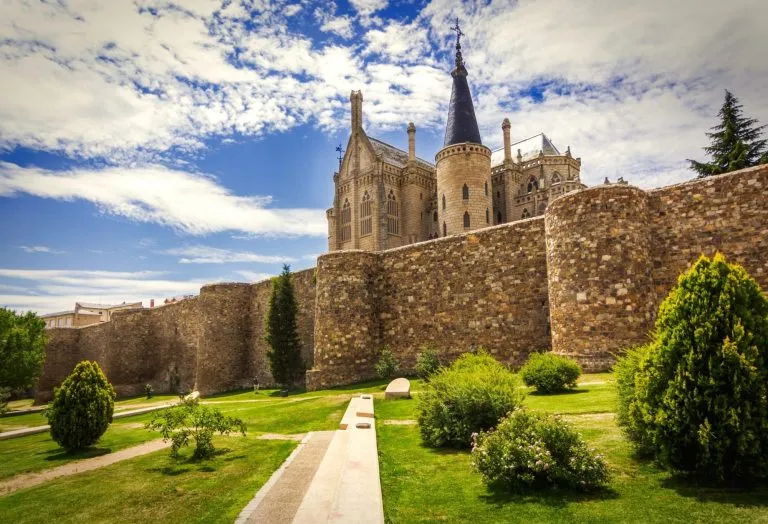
[326,30,585,252]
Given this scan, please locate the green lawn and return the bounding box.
[0,435,296,524]
[376,375,768,523]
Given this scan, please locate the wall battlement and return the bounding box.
[36,166,768,398]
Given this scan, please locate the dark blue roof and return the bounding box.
[443,63,482,147]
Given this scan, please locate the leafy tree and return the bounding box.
[265,264,304,387]
[0,308,47,394]
[620,254,768,483]
[146,397,246,459]
[689,90,767,177]
[47,361,116,451]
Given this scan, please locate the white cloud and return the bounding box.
[283,4,302,17]
[315,4,355,39]
[19,246,65,254]
[0,268,210,314]
[0,162,327,237]
[164,245,296,264]
[237,270,274,283]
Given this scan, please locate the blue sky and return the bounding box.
[1,0,766,314]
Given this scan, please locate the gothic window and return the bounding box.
[497,190,501,200]
[484,181,488,196]
[387,190,399,235]
[433,211,438,222]
[443,222,447,237]
[527,177,538,193]
[442,194,446,210]
[486,208,489,224]
[497,211,502,224]
[522,208,530,219]
[341,199,351,242]
[552,171,561,184]
[462,184,469,200]
[360,191,372,236]
[463,211,470,228]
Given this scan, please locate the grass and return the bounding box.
[376,373,768,523]
[0,435,296,524]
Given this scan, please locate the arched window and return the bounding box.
[387,190,399,235]
[552,171,561,184]
[497,190,501,199]
[462,184,469,200]
[433,211,438,222]
[463,211,470,228]
[484,181,488,196]
[360,192,372,236]
[527,177,538,193]
[485,208,489,224]
[497,211,502,224]
[442,194,446,210]
[341,199,351,241]
[443,222,447,237]
[522,208,530,219]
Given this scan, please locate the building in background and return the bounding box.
[74,301,143,322]
[42,301,144,329]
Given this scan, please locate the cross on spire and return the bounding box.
[335,144,344,169]
[450,17,465,69]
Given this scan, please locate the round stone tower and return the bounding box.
[545,184,657,371]
[435,21,492,236]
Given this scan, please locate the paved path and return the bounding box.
[0,439,171,496]
[236,395,385,524]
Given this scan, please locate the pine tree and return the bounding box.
[689,90,768,177]
[265,264,304,388]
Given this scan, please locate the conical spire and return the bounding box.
[443,18,482,147]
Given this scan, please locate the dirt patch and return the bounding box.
[0,439,171,496]
[119,423,146,430]
[564,412,615,422]
[382,419,417,426]
[257,433,307,441]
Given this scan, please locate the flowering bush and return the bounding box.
[471,407,609,491]
[519,353,581,394]
[417,351,521,448]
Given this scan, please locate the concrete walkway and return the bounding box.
[0,403,175,441]
[236,395,385,524]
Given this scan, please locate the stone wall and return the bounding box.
[35,270,316,403]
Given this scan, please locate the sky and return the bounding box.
[1,0,766,314]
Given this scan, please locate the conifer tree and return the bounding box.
[265,264,304,387]
[689,90,767,177]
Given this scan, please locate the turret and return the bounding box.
[407,122,416,162]
[502,118,512,165]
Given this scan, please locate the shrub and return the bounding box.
[375,346,399,379]
[417,351,522,448]
[144,383,153,399]
[613,345,653,453]
[0,387,9,415]
[415,345,441,380]
[46,361,115,451]
[621,254,768,483]
[147,397,246,459]
[519,353,581,394]
[472,407,609,491]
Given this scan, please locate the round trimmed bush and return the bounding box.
[417,351,522,448]
[519,353,581,393]
[622,253,768,483]
[375,346,399,379]
[472,407,609,491]
[415,345,441,380]
[46,360,116,451]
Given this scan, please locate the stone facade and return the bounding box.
[36,166,768,397]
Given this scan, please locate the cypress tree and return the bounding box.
[265,264,304,388]
[689,90,767,177]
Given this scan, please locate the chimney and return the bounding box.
[502,118,511,164]
[150,299,154,308]
[407,122,416,162]
[350,90,363,133]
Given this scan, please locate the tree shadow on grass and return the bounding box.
[41,446,112,462]
[660,475,768,507]
[480,482,619,509]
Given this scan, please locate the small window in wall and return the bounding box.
[497,190,501,199]
[462,184,469,200]
[387,190,399,235]
[522,208,530,219]
[443,222,447,237]
[360,192,372,236]
[497,210,502,224]
[552,172,561,184]
[433,211,438,222]
[486,208,489,224]
[484,181,488,196]
[463,211,470,228]
[527,177,538,193]
[341,199,351,242]
[442,194,446,210]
